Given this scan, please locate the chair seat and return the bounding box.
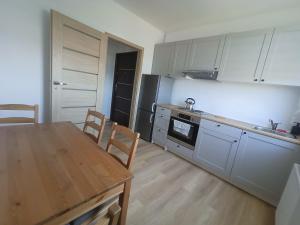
[71,197,119,225]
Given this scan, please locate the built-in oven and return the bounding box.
[167,111,200,150]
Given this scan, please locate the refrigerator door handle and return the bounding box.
[151,102,156,112]
[150,114,154,123]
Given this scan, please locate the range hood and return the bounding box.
[182,70,218,80]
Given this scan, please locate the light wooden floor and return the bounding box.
[100,123,275,225]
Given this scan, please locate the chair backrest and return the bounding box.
[75,203,121,225]
[106,122,140,170]
[83,109,106,144]
[0,104,39,124]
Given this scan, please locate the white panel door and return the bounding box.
[231,131,300,206]
[170,40,190,76]
[218,29,273,83]
[185,36,224,71]
[193,128,240,178]
[51,10,107,128]
[151,43,174,76]
[261,25,300,86]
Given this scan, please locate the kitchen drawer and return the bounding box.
[152,126,167,147]
[156,106,171,118]
[154,116,170,130]
[200,119,242,138]
[166,139,193,159]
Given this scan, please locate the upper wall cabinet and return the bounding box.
[218,29,273,83]
[151,24,300,86]
[170,40,191,76]
[261,25,300,86]
[151,43,174,76]
[185,36,225,71]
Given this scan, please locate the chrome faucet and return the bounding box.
[269,119,279,131]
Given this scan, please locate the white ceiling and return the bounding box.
[114,0,300,32]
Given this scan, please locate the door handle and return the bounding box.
[53,81,67,86]
[150,114,154,123]
[151,102,156,112]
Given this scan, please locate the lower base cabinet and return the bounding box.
[231,131,300,206]
[152,126,167,147]
[166,139,193,160]
[193,127,240,178]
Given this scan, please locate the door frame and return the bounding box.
[105,33,144,129]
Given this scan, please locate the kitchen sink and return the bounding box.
[253,126,297,139]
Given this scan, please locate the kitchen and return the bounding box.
[1,0,300,225]
[134,15,300,224]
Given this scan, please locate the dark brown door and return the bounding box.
[110,51,138,126]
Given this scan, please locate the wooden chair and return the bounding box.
[71,202,121,225]
[83,109,106,144]
[0,104,39,124]
[106,122,140,171]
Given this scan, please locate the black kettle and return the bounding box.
[291,123,300,135]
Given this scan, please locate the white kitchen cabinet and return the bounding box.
[231,131,300,206]
[152,126,168,148]
[166,139,194,160]
[170,40,190,76]
[261,25,300,86]
[152,106,171,148]
[193,126,240,178]
[185,36,225,71]
[218,29,273,83]
[152,43,174,76]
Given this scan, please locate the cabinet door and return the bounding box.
[170,40,190,76]
[193,128,240,178]
[185,36,224,70]
[218,29,273,83]
[231,131,300,206]
[152,125,167,148]
[262,25,300,86]
[152,43,174,76]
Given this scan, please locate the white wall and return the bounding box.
[171,80,300,129]
[164,8,300,129]
[103,39,135,118]
[0,0,164,122]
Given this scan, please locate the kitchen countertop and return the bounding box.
[158,104,300,145]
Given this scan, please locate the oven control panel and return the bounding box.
[171,111,201,124]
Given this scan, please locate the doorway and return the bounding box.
[103,34,143,128]
[110,51,138,126]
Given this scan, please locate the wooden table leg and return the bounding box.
[118,179,132,225]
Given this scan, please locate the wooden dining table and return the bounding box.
[0,122,132,225]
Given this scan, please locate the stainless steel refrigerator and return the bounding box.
[135,74,174,141]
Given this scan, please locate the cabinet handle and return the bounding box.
[234,140,238,143]
[253,78,258,82]
[243,131,247,134]
[217,124,221,127]
[261,79,265,82]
